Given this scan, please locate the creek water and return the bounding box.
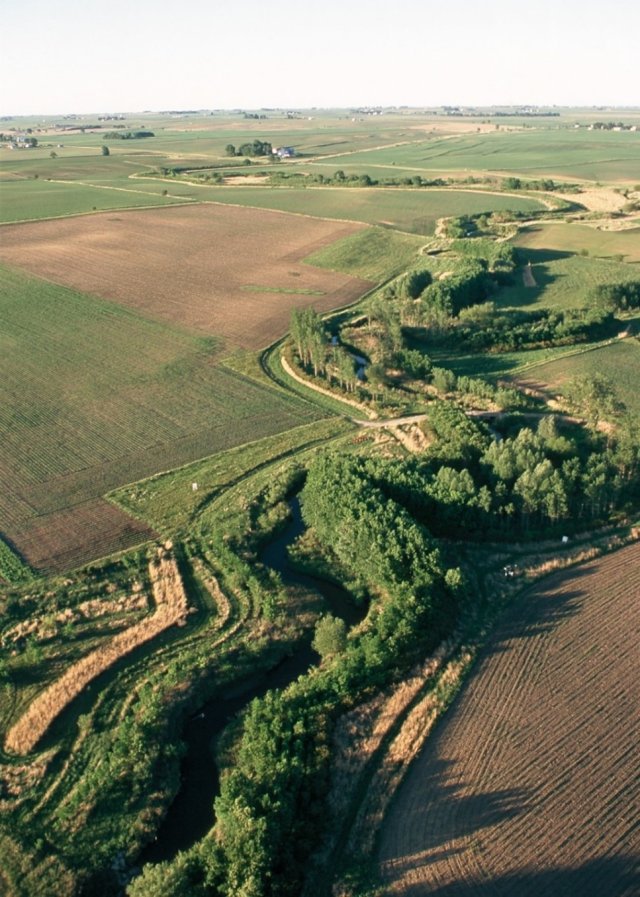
[139,498,363,865]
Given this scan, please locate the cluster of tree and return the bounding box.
[443,304,615,352]
[129,456,458,897]
[0,133,38,146]
[225,139,273,157]
[503,177,558,191]
[590,121,636,130]
[384,268,433,300]
[367,245,620,364]
[358,404,639,539]
[450,239,518,277]
[288,309,369,394]
[104,130,155,139]
[289,307,327,376]
[395,347,433,379]
[265,170,452,188]
[420,259,495,317]
[590,280,640,312]
[301,453,443,600]
[428,368,526,410]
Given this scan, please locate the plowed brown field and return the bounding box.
[7,499,155,574]
[378,542,640,897]
[0,204,372,349]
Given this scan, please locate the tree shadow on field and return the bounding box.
[387,757,532,862]
[499,247,574,309]
[484,581,586,657]
[394,855,640,897]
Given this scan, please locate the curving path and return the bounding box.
[378,541,640,897]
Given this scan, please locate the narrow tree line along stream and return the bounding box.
[139,498,365,866]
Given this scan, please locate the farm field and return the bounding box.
[0,177,190,222]
[378,541,640,897]
[163,186,544,235]
[1,106,640,897]
[330,129,640,182]
[0,112,500,222]
[0,265,331,571]
[0,204,372,348]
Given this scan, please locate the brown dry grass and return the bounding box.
[377,541,640,897]
[0,204,373,350]
[4,548,189,755]
[556,187,628,213]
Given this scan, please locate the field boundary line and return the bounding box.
[0,200,199,228]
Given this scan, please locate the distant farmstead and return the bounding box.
[273,146,296,158]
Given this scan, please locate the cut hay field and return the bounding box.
[0,265,331,572]
[512,221,640,264]
[173,187,543,235]
[378,540,640,897]
[0,204,372,348]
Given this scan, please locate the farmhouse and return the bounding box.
[273,146,295,158]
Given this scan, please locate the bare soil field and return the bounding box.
[7,499,155,574]
[378,542,640,897]
[0,204,372,349]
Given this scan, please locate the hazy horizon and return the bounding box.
[4,0,639,117]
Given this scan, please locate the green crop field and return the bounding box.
[0,265,326,571]
[181,186,543,235]
[111,417,352,535]
[0,178,188,222]
[326,129,640,182]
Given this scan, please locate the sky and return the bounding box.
[3,0,639,115]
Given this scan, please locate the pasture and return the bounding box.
[378,540,640,897]
[305,226,425,280]
[516,337,640,417]
[497,251,640,311]
[0,265,330,571]
[512,221,640,264]
[0,204,372,348]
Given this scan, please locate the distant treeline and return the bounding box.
[104,130,155,140]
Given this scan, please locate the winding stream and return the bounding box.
[139,498,364,865]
